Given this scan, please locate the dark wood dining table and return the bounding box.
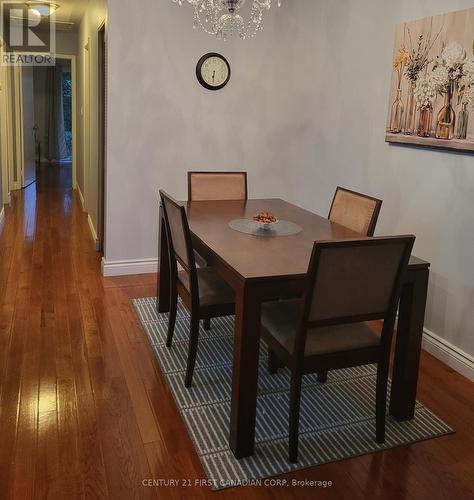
[157,198,430,459]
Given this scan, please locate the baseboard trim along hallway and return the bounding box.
[101,258,159,276]
[88,214,100,250]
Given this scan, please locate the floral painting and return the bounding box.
[386,7,474,152]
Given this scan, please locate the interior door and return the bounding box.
[21,66,36,187]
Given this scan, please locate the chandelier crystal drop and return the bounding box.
[172,0,282,40]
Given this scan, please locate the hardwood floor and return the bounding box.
[1,165,473,499]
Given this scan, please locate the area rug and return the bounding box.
[133,297,453,491]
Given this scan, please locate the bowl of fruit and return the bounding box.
[252,212,279,231]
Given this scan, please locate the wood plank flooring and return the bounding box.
[0,165,473,499]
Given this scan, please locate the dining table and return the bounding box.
[157,198,430,459]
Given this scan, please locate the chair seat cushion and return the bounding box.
[261,299,380,356]
[178,267,235,307]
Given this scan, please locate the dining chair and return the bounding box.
[328,187,382,236]
[187,171,247,327]
[159,190,236,388]
[188,171,248,201]
[261,235,415,462]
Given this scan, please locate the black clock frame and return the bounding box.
[196,53,231,91]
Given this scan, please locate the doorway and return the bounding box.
[4,55,77,193]
[33,57,75,188]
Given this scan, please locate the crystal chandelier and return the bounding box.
[172,0,282,40]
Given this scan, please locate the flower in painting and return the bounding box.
[404,28,443,83]
[463,57,474,81]
[449,66,463,82]
[458,75,471,90]
[430,65,450,90]
[463,85,474,109]
[440,41,465,68]
[393,48,410,88]
[414,76,436,107]
[393,49,410,70]
[458,75,474,108]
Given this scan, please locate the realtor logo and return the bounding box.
[1,2,56,66]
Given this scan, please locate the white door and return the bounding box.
[21,66,36,187]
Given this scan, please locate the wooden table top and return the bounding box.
[185,198,429,280]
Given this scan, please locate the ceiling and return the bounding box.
[51,0,89,24]
[20,0,90,31]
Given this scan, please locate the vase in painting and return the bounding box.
[435,83,456,140]
[389,88,404,133]
[404,81,417,135]
[417,104,433,137]
[457,102,469,140]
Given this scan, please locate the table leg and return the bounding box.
[389,267,429,420]
[157,204,171,313]
[229,283,261,458]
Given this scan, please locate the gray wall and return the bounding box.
[106,0,474,360]
[282,0,474,361]
[106,0,291,261]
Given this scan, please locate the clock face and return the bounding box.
[196,53,231,90]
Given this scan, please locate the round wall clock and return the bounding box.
[196,53,231,91]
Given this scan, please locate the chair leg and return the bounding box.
[375,357,389,443]
[268,348,282,374]
[185,312,200,388]
[317,370,328,383]
[166,286,178,348]
[203,318,211,331]
[289,372,303,463]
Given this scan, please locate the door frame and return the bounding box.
[97,21,106,254]
[0,52,13,203]
[12,64,22,190]
[11,53,77,189]
[55,53,77,190]
[83,41,90,210]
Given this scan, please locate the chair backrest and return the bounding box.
[159,190,196,277]
[328,187,382,237]
[188,171,248,201]
[295,236,415,356]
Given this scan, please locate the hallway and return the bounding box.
[0,166,159,499]
[1,169,474,500]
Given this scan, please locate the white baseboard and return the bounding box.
[75,187,99,250]
[87,214,100,251]
[76,186,85,210]
[101,258,159,277]
[422,327,474,382]
[0,206,5,228]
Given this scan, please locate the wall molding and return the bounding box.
[87,214,99,251]
[422,327,474,382]
[76,185,85,211]
[76,186,99,250]
[101,258,159,277]
[0,206,5,228]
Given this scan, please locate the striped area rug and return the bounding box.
[133,297,453,490]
